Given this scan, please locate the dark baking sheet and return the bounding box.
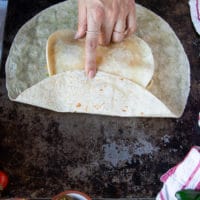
[0,0,200,198]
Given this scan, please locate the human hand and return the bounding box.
[75,0,136,79]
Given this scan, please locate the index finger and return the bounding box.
[85,6,104,78]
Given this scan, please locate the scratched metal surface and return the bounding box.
[0,0,199,199]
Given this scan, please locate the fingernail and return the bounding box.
[74,32,79,40]
[88,70,96,79]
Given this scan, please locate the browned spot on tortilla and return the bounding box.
[141,112,144,116]
[120,77,124,80]
[94,103,105,110]
[99,89,103,91]
[76,103,81,107]
[94,105,99,109]
[122,109,127,112]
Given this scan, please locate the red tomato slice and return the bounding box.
[0,171,8,190]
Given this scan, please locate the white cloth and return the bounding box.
[0,0,8,64]
[156,146,200,200]
[189,0,200,35]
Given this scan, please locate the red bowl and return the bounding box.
[52,190,92,200]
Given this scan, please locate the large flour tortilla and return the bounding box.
[6,0,190,117]
[46,30,154,87]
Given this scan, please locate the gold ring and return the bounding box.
[86,31,100,35]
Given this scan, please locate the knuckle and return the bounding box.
[121,0,131,12]
[111,3,119,19]
[118,6,128,21]
[127,1,133,9]
[87,38,98,50]
[91,6,104,22]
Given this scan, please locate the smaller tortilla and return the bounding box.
[46,30,155,88]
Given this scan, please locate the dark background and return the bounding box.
[0,0,200,198]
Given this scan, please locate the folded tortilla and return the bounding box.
[5,0,190,117]
[16,70,174,117]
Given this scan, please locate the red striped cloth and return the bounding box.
[197,0,200,20]
[156,146,200,200]
[189,0,200,34]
